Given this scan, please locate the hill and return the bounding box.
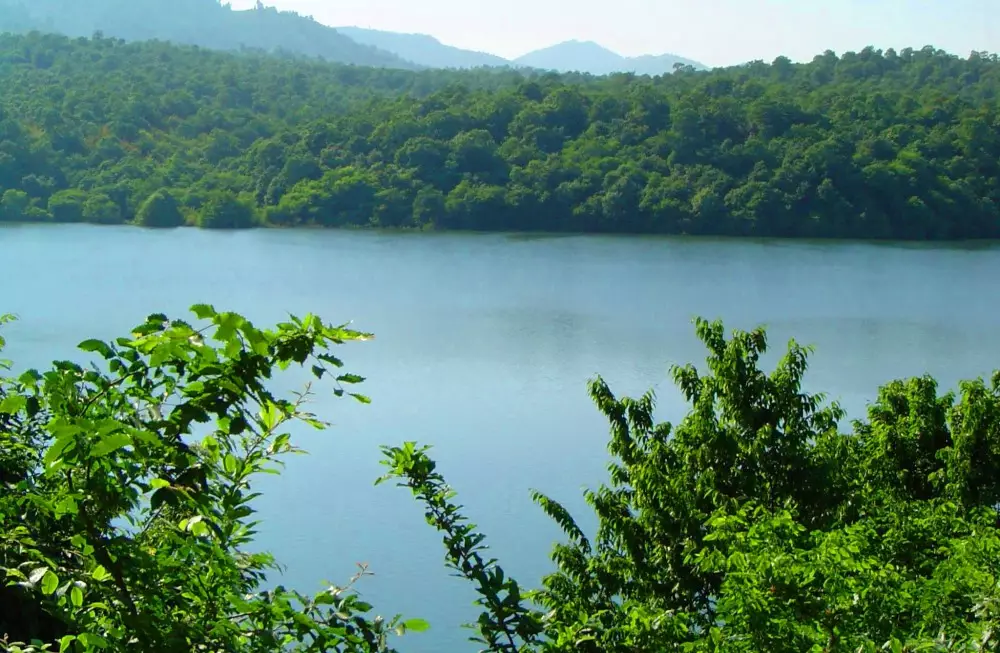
[514,39,707,75]
[334,26,510,69]
[0,0,417,68]
[0,33,998,240]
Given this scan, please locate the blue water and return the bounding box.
[3,223,1000,651]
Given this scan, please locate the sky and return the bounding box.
[227,0,998,68]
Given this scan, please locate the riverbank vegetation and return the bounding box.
[3,307,1000,651]
[1,32,999,237]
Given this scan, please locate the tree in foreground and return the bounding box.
[4,310,1000,652]
[0,307,427,652]
[384,318,1000,652]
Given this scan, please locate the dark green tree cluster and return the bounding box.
[1,32,999,238]
[5,308,1000,652]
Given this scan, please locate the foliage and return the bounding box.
[0,33,999,238]
[385,319,1000,652]
[134,190,184,228]
[0,306,431,652]
[7,309,1000,651]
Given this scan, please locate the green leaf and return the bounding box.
[260,402,283,431]
[41,570,59,596]
[91,566,111,582]
[402,618,431,633]
[91,432,132,457]
[190,303,217,320]
[78,633,108,649]
[18,368,42,385]
[59,636,76,652]
[223,454,238,475]
[190,520,210,538]
[77,338,114,358]
[44,429,79,468]
[70,585,84,607]
[150,478,171,490]
[0,394,27,414]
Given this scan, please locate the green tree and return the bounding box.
[196,192,258,229]
[47,189,88,223]
[134,189,185,228]
[0,306,431,652]
[383,318,1000,652]
[81,192,122,224]
[0,189,30,222]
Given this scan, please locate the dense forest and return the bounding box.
[4,307,1000,652]
[0,32,999,238]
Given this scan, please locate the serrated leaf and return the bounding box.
[190,304,217,320]
[77,339,114,358]
[91,432,131,457]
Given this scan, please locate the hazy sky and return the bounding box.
[228,0,997,68]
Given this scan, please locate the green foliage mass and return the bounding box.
[1,33,999,238]
[4,307,1000,652]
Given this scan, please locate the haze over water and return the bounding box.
[3,223,999,651]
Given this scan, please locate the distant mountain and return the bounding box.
[330,29,706,77]
[0,0,417,69]
[335,26,510,69]
[0,0,704,76]
[514,40,706,75]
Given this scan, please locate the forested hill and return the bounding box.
[0,0,415,69]
[1,33,999,239]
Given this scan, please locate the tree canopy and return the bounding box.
[1,33,999,237]
[3,308,1000,651]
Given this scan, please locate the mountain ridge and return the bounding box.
[334,28,708,74]
[0,0,419,69]
[513,39,706,74]
[334,26,510,69]
[0,0,707,75]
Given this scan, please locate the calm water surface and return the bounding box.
[3,224,1000,651]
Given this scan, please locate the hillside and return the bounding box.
[0,34,998,240]
[334,26,510,69]
[0,0,416,68]
[514,40,707,75]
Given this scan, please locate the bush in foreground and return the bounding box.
[2,309,1000,651]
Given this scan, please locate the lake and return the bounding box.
[3,223,1000,651]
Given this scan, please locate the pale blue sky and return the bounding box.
[229,0,997,67]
